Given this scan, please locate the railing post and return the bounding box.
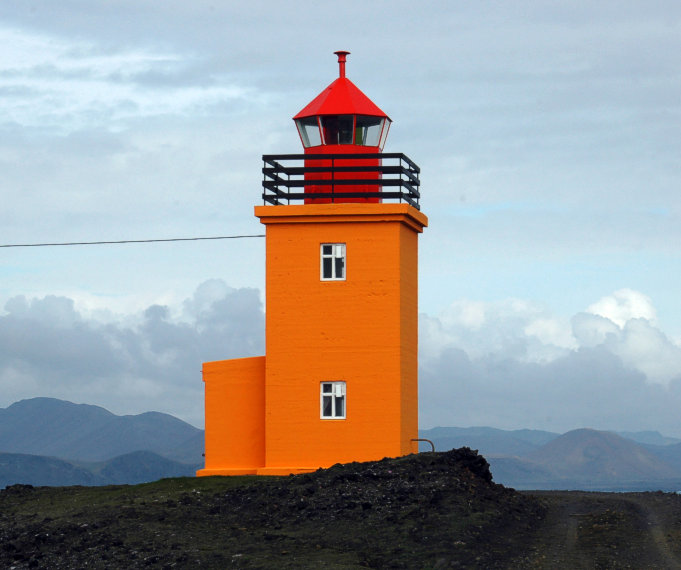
[400,156,405,205]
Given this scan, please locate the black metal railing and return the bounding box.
[262,153,421,210]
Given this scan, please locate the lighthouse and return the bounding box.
[197,52,428,476]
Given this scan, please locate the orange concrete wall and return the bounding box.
[255,203,427,472]
[399,222,420,455]
[197,356,266,476]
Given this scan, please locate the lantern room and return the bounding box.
[293,51,391,153]
[289,51,397,204]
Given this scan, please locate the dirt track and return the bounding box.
[515,491,681,569]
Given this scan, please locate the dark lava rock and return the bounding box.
[0,448,544,569]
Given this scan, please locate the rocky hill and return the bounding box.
[0,448,544,568]
[3,448,681,568]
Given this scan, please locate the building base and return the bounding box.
[196,467,260,476]
[196,466,321,477]
[256,466,318,476]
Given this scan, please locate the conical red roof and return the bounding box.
[293,53,389,120]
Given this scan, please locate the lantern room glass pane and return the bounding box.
[321,115,354,145]
[296,117,322,148]
[355,116,384,147]
[378,119,392,150]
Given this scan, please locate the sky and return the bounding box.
[1,1,681,435]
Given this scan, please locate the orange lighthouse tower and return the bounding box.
[197,52,427,476]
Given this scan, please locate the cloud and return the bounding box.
[419,341,681,436]
[586,289,657,327]
[0,280,264,427]
[571,312,620,347]
[568,290,681,384]
[2,282,681,437]
[0,25,255,133]
[420,298,575,363]
[419,290,681,435]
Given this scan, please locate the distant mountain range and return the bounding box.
[3,398,681,490]
[0,397,203,463]
[0,398,203,487]
[419,426,681,491]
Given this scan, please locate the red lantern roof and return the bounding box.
[293,51,390,120]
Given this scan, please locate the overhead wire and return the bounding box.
[0,234,265,248]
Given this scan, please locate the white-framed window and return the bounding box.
[320,243,346,281]
[320,381,346,419]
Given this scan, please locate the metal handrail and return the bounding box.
[412,438,435,452]
[261,153,421,210]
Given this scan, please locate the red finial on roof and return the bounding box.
[293,51,389,120]
[334,50,350,78]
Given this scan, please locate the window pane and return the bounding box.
[323,257,333,279]
[296,118,321,147]
[322,383,332,393]
[321,115,353,145]
[322,244,333,255]
[338,116,353,144]
[335,396,345,417]
[322,396,332,417]
[355,116,383,147]
[378,119,391,150]
[334,257,344,279]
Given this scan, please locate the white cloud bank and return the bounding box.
[2,283,681,436]
[420,289,681,435]
[0,280,264,427]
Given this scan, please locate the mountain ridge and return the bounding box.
[527,428,679,481]
[3,398,681,490]
[0,397,203,463]
[421,425,681,490]
[0,450,201,488]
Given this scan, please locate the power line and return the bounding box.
[0,234,266,248]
